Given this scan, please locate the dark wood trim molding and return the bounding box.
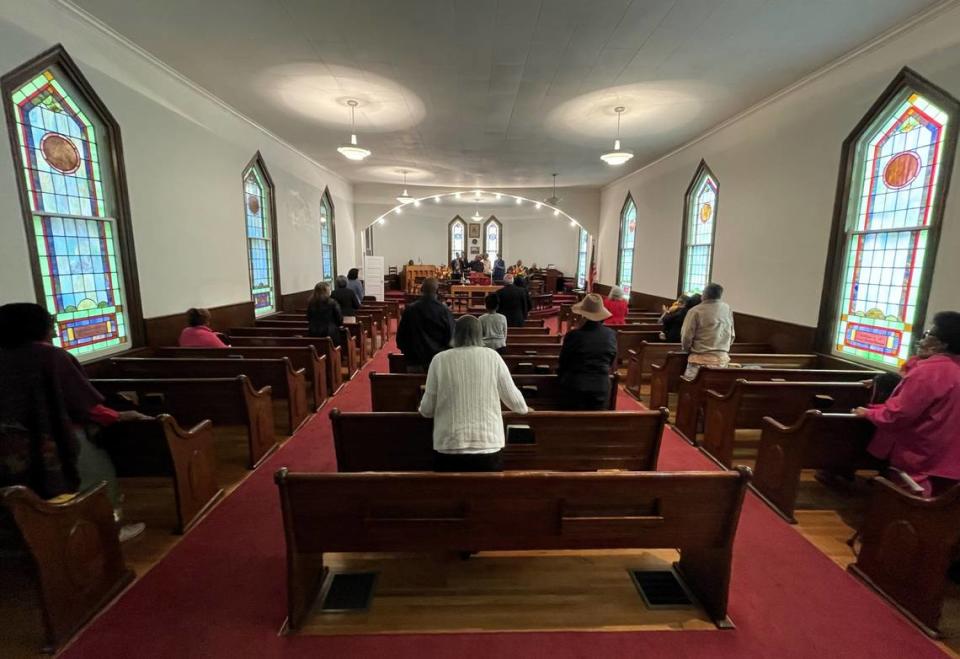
[143,300,255,348]
[678,159,719,296]
[814,67,960,366]
[243,151,282,311]
[280,289,313,313]
[1,44,145,347]
[615,192,635,289]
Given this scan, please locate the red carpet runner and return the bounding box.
[63,340,947,658]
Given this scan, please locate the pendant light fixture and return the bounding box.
[471,203,483,222]
[544,173,562,205]
[396,170,414,204]
[600,106,633,166]
[337,100,372,161]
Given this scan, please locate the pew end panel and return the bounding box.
[752,412,879,523]
[849,478,960,638]
[1,484,135,653]
[243,378,278,469]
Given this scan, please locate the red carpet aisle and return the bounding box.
[63,340,947,658]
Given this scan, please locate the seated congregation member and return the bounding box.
[603,286,629,325]
[660,294,700,343]
[492,253,506,281]
[0,303,148,541]
[346,268,365,301]
[557,294,617,410]
[396,277,455,373]
[680,283,735,379]
[178,307,228,347]
[419,315,528,471]
[479,294,507,353]
[853,311,960,497]
[496,274,531,328]
[306,282,345,350]
[331,275,361,320]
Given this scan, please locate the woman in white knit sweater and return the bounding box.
[419,315,529,471]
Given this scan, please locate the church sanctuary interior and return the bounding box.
[5,0,960,656]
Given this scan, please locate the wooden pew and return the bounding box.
[228,335,342,396]
[646,345,774,408]
[1,483,134,653]
[343,320,371,367]
[156,346,328,411]
[231,327,359,379]
[849,479,960,637]
[356,308,388,346]
[614,331,663,366]
[700,380,874,468]
[107,357,309,435]
[626,342,772,398]
[98,415,223,533]
[369,372,618,412]
[505,334,562,345]
[331,409,667,472]
[501,343,562,356]
[92,377,276,469]
[506,326,550,336]
[275,467,751,630]
[388,352,559,375]
[752,412,881,522]
[674,366,875,442]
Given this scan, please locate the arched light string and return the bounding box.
[366,190,587,232]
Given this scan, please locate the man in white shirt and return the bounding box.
[419,315,528,471]
[482,253,492,276]
[680,282,735,379]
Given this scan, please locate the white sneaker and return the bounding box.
[118,522,146,543]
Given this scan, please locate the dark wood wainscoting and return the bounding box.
[629,291,673,311]
[281,289,312,313]
[144,301,255,348]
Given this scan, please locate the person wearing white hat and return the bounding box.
[557,293,618,410]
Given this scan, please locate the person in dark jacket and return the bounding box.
[306,282,345,349]
[557,294,618,410]
[331,275,361,319]
[492,253,506,281]
[660,294,700,343]
[397,277,455,372]
[496,274,531,327]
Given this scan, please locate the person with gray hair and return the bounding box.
[603,285,629,325]
[496,273,531,327]
[397,277,455,372]
[419,315,529,471]
[331,275,361,320]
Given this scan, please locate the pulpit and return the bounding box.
[402,264,439,293]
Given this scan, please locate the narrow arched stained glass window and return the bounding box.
[680,163,718,295]
[616,195,636,294]
[320,190,337,281]
[8,64,133,357]
[243,158,276,315]
[484,216,502,257]
[831,81,955,369]
[449,217,465,264]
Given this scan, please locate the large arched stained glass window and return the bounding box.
[448,216,466,265]
[821,69,958,369]
[484,216,502,257]
[3,46,142,358]
[320,189,337,281]
[679,161,718,295]
[243,154,278,316]
[616,195,636,293]
[576,228,589,289]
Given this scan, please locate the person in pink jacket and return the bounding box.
[178,308,228,347]
[854,311,960,497]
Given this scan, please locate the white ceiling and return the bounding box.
[71,0,941,188]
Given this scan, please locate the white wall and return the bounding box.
[355,183,596,275]
[598,4,960,326]
[0,0,356,318]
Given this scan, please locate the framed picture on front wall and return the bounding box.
[468,224,482,239]
[470,246,480,255]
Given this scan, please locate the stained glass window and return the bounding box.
[832,86,954,369]
[449,217,465,264]
[243,160,276,316]
[484,217,502,257]
[681,163,717,295]
[320,190,337,281]
[576,228,589,289]
[8,66,130,358]
[617,196,636,294]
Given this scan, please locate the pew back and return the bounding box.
[331,409,666,471]
[228,335,342,394]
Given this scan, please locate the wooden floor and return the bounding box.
[300,549,717,635]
